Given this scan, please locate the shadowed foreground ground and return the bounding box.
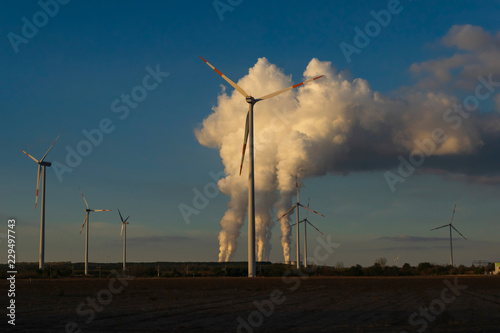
[4,276,500,332]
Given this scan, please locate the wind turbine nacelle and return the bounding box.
[246,96,255,104]
[40,161,52,167]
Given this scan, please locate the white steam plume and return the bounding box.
[196,52,490,262]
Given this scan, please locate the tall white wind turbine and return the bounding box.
[21,133,61,270]
[430,204,467,266]
[118,209,130,275]
[79,188,111,276]
[200,57,324,277]
[290,198,325,268]
[277,179,325,269]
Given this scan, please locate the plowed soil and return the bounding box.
[4,276,500,332]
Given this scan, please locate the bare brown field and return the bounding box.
[4,275,500,332]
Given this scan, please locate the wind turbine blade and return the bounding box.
[452,225,467,240]
[307,221,324,235]
[290,222,297,227]
[120,223,124,237]
[118,209,124,223]
[305,198,310,219]
[430,224,449,231]
[40,132,61,162]
[21,149,39,163]
[35,165,41,209]
[276,205,297,222]
[79,188,89,209]
[239,111,250,175]
[124,216,130,223]
[79,215,88,234]
[199,57,248,97]
[256,75,324,101]
[449,204,456,225]
[300,204,325,217]
[94,209,112,212]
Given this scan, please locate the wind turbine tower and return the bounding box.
[290,198,325,268]
[118,209,130,275]
[277,178,325,269]
[200,57,323,277]
[430,204,467,266]
[79,188,111,276]
[21,133,61,269]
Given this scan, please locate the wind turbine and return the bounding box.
[21,133,61,270]
[430,204,467,266]
[290,198,325,268]
[118,209,130,275]
[200,57,324,277]
[394,256,400,267]
[277,178,325,269]
[79,188,111,276]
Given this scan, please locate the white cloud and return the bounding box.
[196,43,498,262]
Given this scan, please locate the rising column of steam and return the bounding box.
[196,57,486,263]
[199,56,323,277]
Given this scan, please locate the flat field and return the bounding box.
[4,276,500,332]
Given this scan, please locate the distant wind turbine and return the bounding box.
[118,209,130,275]
[79,188,111,276]
[277,178,325,269]
[200,57,324,277]
[394,256,400,267]
[430,204,467,266]
[290,197,325,268]
[21,133,61,270]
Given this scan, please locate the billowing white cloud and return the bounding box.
[410,24,500,91]
[196,39,498,261]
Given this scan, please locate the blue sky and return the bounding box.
[1,0,499,267]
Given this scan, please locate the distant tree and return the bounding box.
[456,265,467,275]
[434,265,449,275]
[345,264,364,276]
[401,263,413,275]
[365,263,383,276]
[384,266,400,276]
[375,257,387,268]
[417,262,434,275]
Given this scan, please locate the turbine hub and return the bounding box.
[246,96,255,104]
